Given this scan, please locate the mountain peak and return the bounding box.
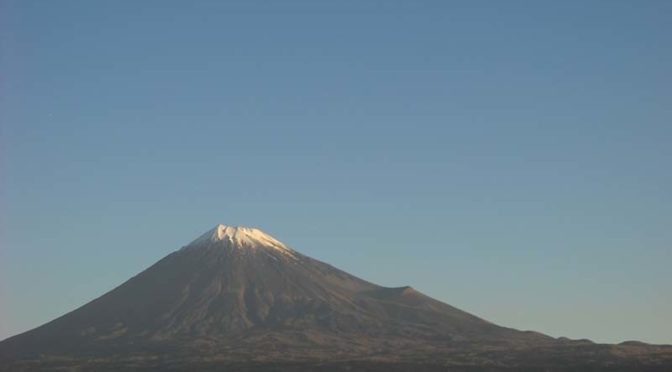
[188,224,291,253]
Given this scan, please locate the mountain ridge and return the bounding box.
[1,224,671,371]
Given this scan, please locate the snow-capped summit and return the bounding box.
[188,224,290,252]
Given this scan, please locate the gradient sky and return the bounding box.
[1,0,671,344]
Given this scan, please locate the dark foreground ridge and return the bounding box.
[1,225,671,371]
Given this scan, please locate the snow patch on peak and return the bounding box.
[212,225,285,246]
[188,224,294,255]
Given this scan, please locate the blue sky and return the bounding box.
[1,0,671,344]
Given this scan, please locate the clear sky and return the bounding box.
[1,0,670,344]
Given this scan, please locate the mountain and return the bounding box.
[1,224,671,371]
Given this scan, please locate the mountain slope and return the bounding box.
[1,225,671,371]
